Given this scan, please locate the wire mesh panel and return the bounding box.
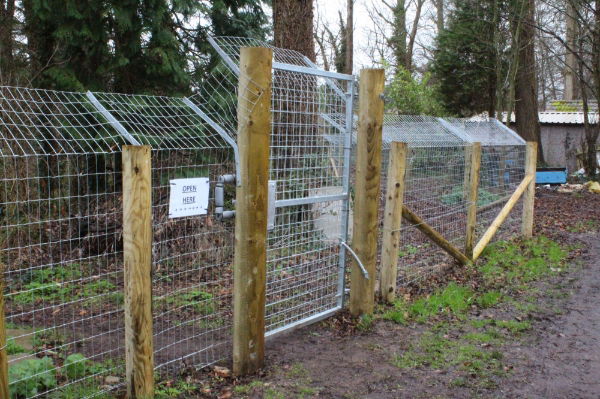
[377,116,470,285]
[377,115,527,289]
[209,37,354,335]
[444,117,527,247]
[0,86,127,398]
[0,80,253,397]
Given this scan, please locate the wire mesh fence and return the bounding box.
[0,40,533,398]
[377,115,527,289]
[0,86,128,398]
[0,75,260,396]
[209,37,354,335]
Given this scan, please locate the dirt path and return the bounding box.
[500,233,600,399]
[236,231,600,399]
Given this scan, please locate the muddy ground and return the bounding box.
[174,188,600,399]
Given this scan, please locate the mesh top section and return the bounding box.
[211,36,314,68]
[0,86,125,156]
[91,92,231,151]
[445,117,526,146]
[382,115,467,148]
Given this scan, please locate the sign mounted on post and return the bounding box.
[168,178,210,218]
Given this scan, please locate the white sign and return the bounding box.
[168,178,210,218]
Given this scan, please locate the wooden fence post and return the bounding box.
[233,47,272,375]
[349,68,385,316]
[522,141,538,237]
[463,145,473,200]
[123,145,154,399]
[379,142,408,304]
[465,142,482,258]
[0,262,8,399]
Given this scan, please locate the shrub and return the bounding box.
[9,357,57,398]
[63,353,88,379]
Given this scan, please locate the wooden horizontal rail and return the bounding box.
[401,205,471,265]
[476,194,512,214]
[472,174,534,260]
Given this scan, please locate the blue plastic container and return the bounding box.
[535,167,568,184]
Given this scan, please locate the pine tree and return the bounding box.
[431,0,506,116]
[24,0,112,91]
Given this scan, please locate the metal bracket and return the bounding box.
[182,98,241,185]
[267,180,276,231]
[214,174,237,220]
[340,241,369,280]
[86,91,141,146]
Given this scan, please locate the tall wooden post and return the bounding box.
[379,142,408,304]
[463,145,473,200]
[465,143,482,258]
[233,47,272,375]
[522,141,537,237]
[0,262,8,399]
[349,68,384,316]
[123,145,154,399]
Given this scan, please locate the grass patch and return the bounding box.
[476,290,502,308]
[12,264,117,306]
[393,331,505,383]
[158,289,215,315]
[480,237,567,286]
[6,338,26,355]
[566,219,599,233]
[383,282,474,324]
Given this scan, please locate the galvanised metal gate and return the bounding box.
[208,37,355,336]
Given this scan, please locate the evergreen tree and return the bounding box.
[24,0,111,91]
[20,0,268,94]
[431,0,507,116]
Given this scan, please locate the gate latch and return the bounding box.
[340,241,369,280]
[215,175,277,231]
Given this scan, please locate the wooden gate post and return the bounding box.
[465,142,482,258]
[379,142,408,304]
[233,47,273,375]
[123,145,154,399]
[522,141,538,237]
[349,68,385,316]
[0,262,8,399]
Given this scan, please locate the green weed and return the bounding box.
[476,290,502,308]
[356,314,374,331]
[160,289,215,315]
[9,357,57,398]
[6,338,26,355]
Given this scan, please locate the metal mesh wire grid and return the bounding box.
[209,36,354,334]
[0,86,128,398]
[376,115,527,288]
[0,77,261,397]
[87,91,243,374]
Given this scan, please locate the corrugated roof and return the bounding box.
[494,111,599,125]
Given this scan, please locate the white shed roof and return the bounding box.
[496,111,599,125]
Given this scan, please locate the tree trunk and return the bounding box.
[345,0,353,75]
[564,0,579,100]
[436,0,444,32]
[514,0,544,163]
[0,0,15,84]
[390,0,408,70]
[583,0,600,179]
[273,0,316,62]
[406,0,424,72]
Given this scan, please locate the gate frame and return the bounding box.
[208,37,357,338]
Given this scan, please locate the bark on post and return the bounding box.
[123,145,154,399]
[380,142,408,304]
[0,261,8,399]
[465,143,482,258]
[349,68,384,316]
[233,47,273,375]
[522,141,538,237]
